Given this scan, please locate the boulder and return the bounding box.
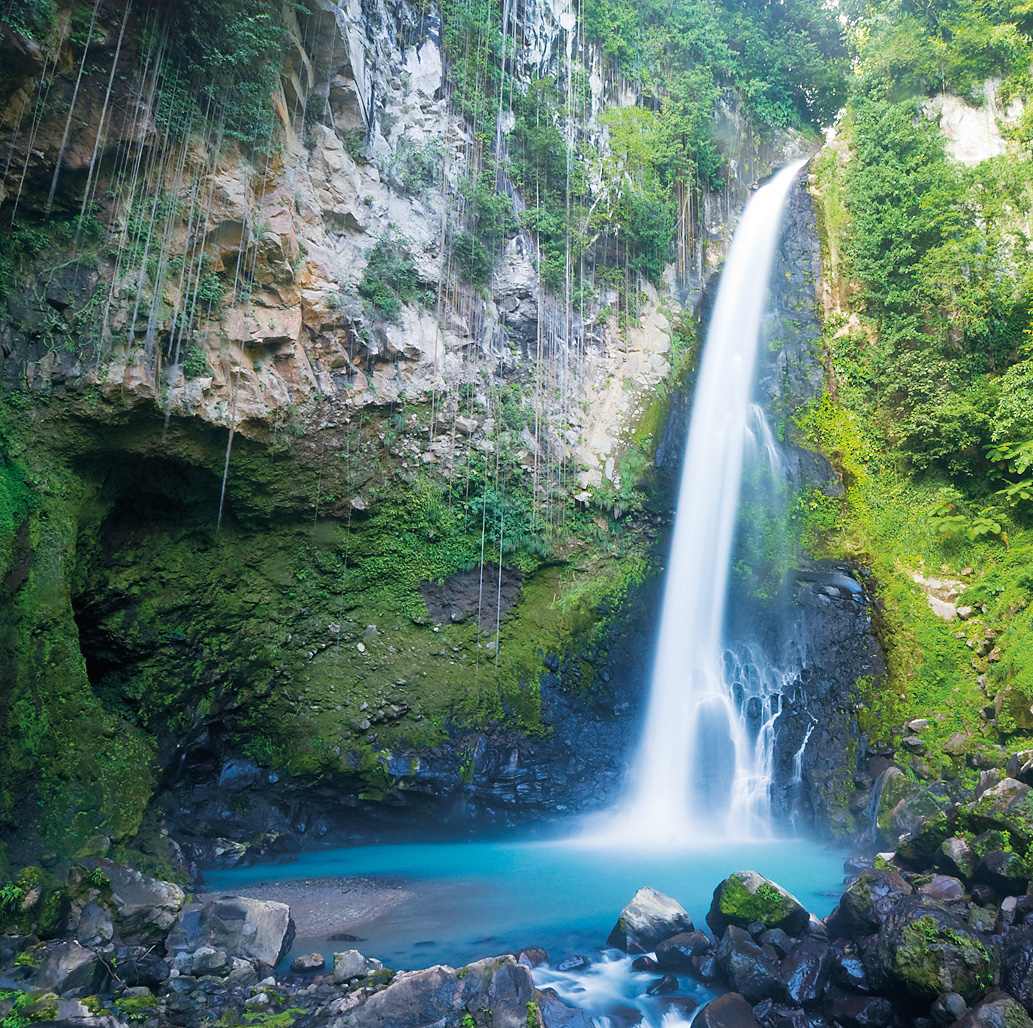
[871,896,999,1004]
[919,876,966,903]
[825,870,913,938]
[36,940,108,995]
[707,871,809,937]
[940,837,978,881]
[330,955,533,1028]
[695,992,761,1028]
[831,947,872,993]
[930,991,969,1027]
[90,860,185,946]
[166,896,295,970]
[824,992,895,1027]
[333,949,383,983]
[291,952,326,973]
[951,989,1033,1028]
[655,930,711,971]
[606,887,694,953]
[781,938,832,1007]
[976,849,1031,895]
[716,926,783,1004]
[536,987,595,1028]
[114,946,170,988]
[1000,924,1033,1012]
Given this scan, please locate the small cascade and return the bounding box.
[592,160,808,847]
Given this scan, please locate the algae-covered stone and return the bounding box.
[706,871,809,937]
[872,896,999,1004]
[607,887,694,953]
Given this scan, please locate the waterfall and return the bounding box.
[590,160,808,847]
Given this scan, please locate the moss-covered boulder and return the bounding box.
[825,869,912,938]
[872,896,999,1005]
[0,866,69,938]
[959,780,1033,850]
[706,871,810,937]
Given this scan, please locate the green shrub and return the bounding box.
[358,236,421,322]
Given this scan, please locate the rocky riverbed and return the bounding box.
[10,777,1033,1028]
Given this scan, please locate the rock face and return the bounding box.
[165,896,295,970]
[607,887,695,953]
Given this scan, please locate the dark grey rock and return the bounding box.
[717,926,784,1004]
[696,992,762,1028]
[823,993,894,1027]
[655,931,711,971]
[930,991,968,1027]
[36,940,108,995]
[781,938,832,1007]
[825,870,913,937]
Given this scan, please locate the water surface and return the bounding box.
[205,835,845,970]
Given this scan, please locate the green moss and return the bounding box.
[718,874,797,926]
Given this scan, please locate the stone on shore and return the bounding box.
[165,895,295,969]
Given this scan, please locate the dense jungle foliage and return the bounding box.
[807,0,1033,781]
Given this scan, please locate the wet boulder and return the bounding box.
[825,870,912,938]
[781,938,832,1007]
[870,896,999,1005]
[830,946,872,993]
[707,871,809,937]
[695,992,762,1028]
[165,896,295,970]
[716,926,784,1004]
[823,992,894,1027]
[655,930,712,971]
[606,887,694,953]
[951,989,1033,1028]
[1000,923,1033,1012]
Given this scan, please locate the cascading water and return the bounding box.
[598,159,809,846]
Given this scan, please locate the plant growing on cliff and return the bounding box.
[358,235,421,322]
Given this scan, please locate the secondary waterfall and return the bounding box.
[601,160,809,847]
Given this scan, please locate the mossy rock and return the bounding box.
[874,896,999,1005]
[896,810,954,866]
[706,870,810,937]
[0,866,70,938]
[959,780,1033,852]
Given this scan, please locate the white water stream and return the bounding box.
[593,160,808,847]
